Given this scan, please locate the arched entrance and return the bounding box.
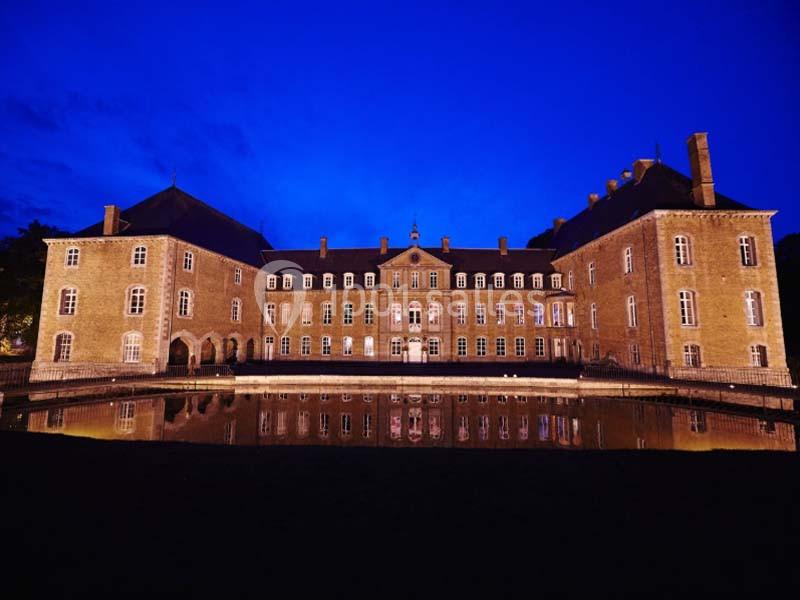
[169,338,190,366]
[200,338,216,365]
[245,338,255,362]
[407,338,423,363]
[224,338,239,364]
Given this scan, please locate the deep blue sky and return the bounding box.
[1,1,798,249]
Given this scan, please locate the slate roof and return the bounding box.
[75,186,271,266]
[527,162,757,256]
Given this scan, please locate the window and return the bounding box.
[588,262,596,286]
[498,416,510,440]
[133,246,147,266]
[279,302,290,325]
[59,287,77,315]
[392,272,400,289]
[390,409,402,439]
[475,273,486,289]
[364,336,374,357]
[342,336,353,356]
[408,302,421,325]
[519,415,529,441]
[280,336,290,355]
[689,410,707,434]
[428,337,440,356]
[231,298,241,322]
[65,247,80,267]
[47,408,65,430]
[592,343,600,361]
[553,338,564,358]
[538,415,550,441]
[301,336,311,356]
[54,332,72,362]
[590,303,597,329]
[390,338,403,356]
[319,413,330,438]
[683,343,701,367]
[679,290,697,326]
[493,273,504,289]
[301,303,312,325]
[411,272,419,289]
[343,303,353,325]
[515,337,525,356]
[739,235,757,266]
[567,271,574,290]
[515,303,524,325]
[323,273,334,289]
[495,337,506,357]
[458,416,470,442]
[428,303,441,327]
[266,274,277,290]
[264,303,276,325]
[535,337,545,357]
[276,411,287,436]
[362,413,373,438]
[128,286,145,315]
[183,251,193,271]
[456,273,467,289]
[322,336,331,356]
[429,271,438,289]
[533,303,544,326]
[429,410,443,440]
[341,413,352,437]
[178,289,193,317]
[744,290,764,326]
[476,303,486,325]
[495,303,505,325]
[322,302,332,325]
[675,235,691,266]
[282,273,293,290]
[552,302,564,327]
[513,273,524,289]
[531,273,543,289]
[456,337,467,357]
[391,303,402,327]
[456,302,467,325]
[624,246,633,274]
[629,344,641,366]
[297,411,310,437]
[123,332,142,363]
[364,303,374,325]
[234,267,242,285]
[343,272,354,289]
[626,295,637,328]
[750,344,768,367]
[478,415,489,441]
[550,274,562,289]
[476,337,487,357]
[364,273,375,289]
[302,274,313,289]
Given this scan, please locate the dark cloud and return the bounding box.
[3,97,60,132]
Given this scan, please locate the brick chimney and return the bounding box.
[498,236,508,255]
[320,236,328,259]
[606,179,618,196]
[553,218,566,235]
[633,159,654,183]
[380,236,389,255]
[687,132,715,207]
[441,236,450,253]
[587,193,600,210]
[103,205,120,235]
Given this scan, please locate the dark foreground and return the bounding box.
[2,432,798,597]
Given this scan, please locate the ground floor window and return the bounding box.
[458,415,469,441]
[478,415,489,441]
[301,336,311,356]
[629,344,641,366]
[457,337,467,357]
[319,413,330,438]
[428,337,440,356]
[341,413,352,437]
[495,337,506,357]
[259,410,271,436]
[122,332,142,363]
[683,343,701,367]
[515,337,525,357]
[535,337,545,358]
[363,413,373,438]
[519,415,529,440]
[391,338,402,356]
[476,337,487,357]
[280,336,290,355]
[750,344,768,367]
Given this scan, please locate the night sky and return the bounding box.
[1,1,797,249]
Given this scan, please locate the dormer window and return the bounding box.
[303,274,314,290]
[531,274,543,289]
[550,274,562,289]
[323,273,334,289]
[282,274,293,290]
[456,273,467,289]
[364,273,375,289]
[492,273,505,289]
[475,273,486,289]
[344,272,354,289]
[266,274,277,290]
[512,273,524,289]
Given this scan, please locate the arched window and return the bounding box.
[678,290,697,326]
[178,289,193,317]
[674,235,691,266]
[65,247,80,267]
[132,245,147,266]
[59,287,77,316]
[588,262,596,286]
[391,303,402,327]
[54,332,73,362]
[122,332,142,363]
[231,298,242,322]
[128,286,145,315]
[476,337,487,357]
[567,271,574,290]
[532,303,545,326]
[626,295,638,328]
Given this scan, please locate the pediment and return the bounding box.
[379,247,452,270]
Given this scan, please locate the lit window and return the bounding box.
[689,410,706,434]
[538,415,550,441]
[458,415,470,441]
[495,303,505,325]
[276,411,286,436]
[128,286,145,315]
[59,287,77,315]
[117,401,136,432]
[342,336,353,356]
[54,332,73,362]
[341,413,352,437]
[408,302,421,325]
[513,273,524,289]
[280,336,290,355]
[739,236,757,266]
[683,343,701,367]
[364,273,375,289]
[428,338,440,356]
[476,337,487,357]
[259,410,271,436]
[231,298,241,322]
[362,413,373,438]
[552,302,564,327]
[298,411,310,437]
[478,415,489,441]
[323,273,334,289]
[132,246,147,266]
[675,235,691,266]
[429,271,438,289]
[456,273,467,288]
[533,303,544,326]
[744,290,764,326]
[391,338,403,356]
[519,415,529,441]
[303,274,313,289]
[280,302,291,325]
[475,303,486,326]
[391,303,402,327]
[178,289,193,317]
[624,246,633,274]
[343,303,353,325]
[493,273,505,289]
[46,408,64,430]
[567,271,574,290]
[364,336,374,357]
[123,332,142,363]
[626,295,637,328]
[456,336,467,357]
[515,337,525,356]
[679,290,697,326]
[234,267,242,285]
[321,336,331,356]
[301,336,311,356]
[495,337,506,357]
[475,273,486,289]
[65,247,80,267]
[343,272,354,289]
[750,344,768,367]
[498,415,510,440]
[515,304,524,325]
[319,413,330,438]
[183,251,193,271]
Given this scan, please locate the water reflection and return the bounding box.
[4,390,796,451]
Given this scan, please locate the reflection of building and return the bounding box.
[31,133,789,385]
[20,391,796,452]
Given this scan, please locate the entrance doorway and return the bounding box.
[169,338,190,366]
[264,336,274,361]
[407,338,423,363]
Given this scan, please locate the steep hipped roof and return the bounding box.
[76,186,271,266]
[527,162,757,256]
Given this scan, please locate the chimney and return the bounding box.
[441,236,450,253]
[498,236,508,255]
[633,159,654,183]
[687,132,715,207]
[319,236,328,259]
[587,193,600,210]
[553,218,566,236]
[606,179,618,196]
[380,236,389,255]
[103,205,120,236]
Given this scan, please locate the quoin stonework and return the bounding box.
[32,132,790,385]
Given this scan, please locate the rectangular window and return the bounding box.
[518,415,529,441]
[630,344,641,366]
[458,416,469,442]
[475,274,486,289]
[457,337,467,357]
[364,336,374,357]
[683,344,701,367]
[258,410,271,436]
[515,304,524,325]
[323,274,334,289]
[116,401,136,432]
[266,275,277,290]
[590,303,598,329]
[303,274,313,289]
[183,251,193,272]
[234,267,242,285]
[744,291,763,326]
[391,303,402,327]
[123,333,142,363]
[65,247,80,267]
[59,288,77,315]
[133,246,147,266]
[128,287,145,315]
[364,303,375,325]
[679,290,697,326]
[362,413,373,438]
[390,409,402,439]
[301,336,311,356]
[265,303,276,325]
[392,272,400,289]
[495,337,506,357]
[365,273,375,289]
[675,236,691,266]
[319,413,330,438]
[322,336,331,356]
[515,337,525,357]
[538,415,550,441]
[322,303,332,325]
[297,411,310,437]
[282,274,293,290]
[535,337,545,357]
[343,303,353,325]
[750,344,768,367]
[429,410,442,440]
[302,303,312,325]
[476,337,487,357]
[476,304,486,325]
[411,272,419,289]
[280,336,290,355]
[344,273,354,289]
[224,420,236,444]
[428,338,440,356]
[456,273,466,289]
[478,415,489,441]
[342,336,353,356]
[739,236,757,266]
[429,271,438,288]
[498,415,510,440]
[588,262,595,286]
[456,303,467,325]
[624,246,633,274]
[341,413,352,437]
[495,303,505,325]
[281,303,291,325]
[391,338,402,356]
[552,302,563,327]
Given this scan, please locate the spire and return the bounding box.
[409,217,420,246]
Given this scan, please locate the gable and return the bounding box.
[378,246,453,270]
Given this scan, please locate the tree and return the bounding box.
[0,220,68,355]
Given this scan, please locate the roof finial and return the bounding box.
[171,168,177,188]
[655,142,662,164]
[409,215,420,246]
